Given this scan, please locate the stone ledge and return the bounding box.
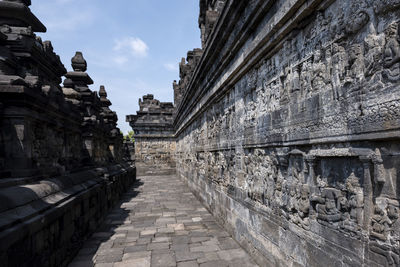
[0,164,136,267]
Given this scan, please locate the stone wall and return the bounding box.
[0,1,135,266]
[132,0,400,266]
[0,165,134,267]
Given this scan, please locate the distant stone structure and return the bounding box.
[126,94,175,175]
[129,0,400,266]
[0,1,135,266]
[173,49,203,108]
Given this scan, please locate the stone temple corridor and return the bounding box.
[68,174,258,267]
[2,0,400,266]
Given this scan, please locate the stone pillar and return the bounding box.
[360,156,373,230]
[305,155,317,186]
[306,155,317,218]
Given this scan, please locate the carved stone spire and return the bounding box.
[71,51,87,72]
[65,51,93,90]
[99,85,112,108]
[99,85,107,97]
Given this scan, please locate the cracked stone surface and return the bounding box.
[68,174,258,267]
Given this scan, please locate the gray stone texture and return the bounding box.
[129,0,400,266]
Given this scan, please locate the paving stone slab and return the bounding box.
[122,251,151,261]
[113,257,151,267]
[151,252,176,267]
[176,250,204,262]
[124,244,148,253]
[69,174,258,267]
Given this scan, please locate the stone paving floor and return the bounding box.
[69,174,258,267]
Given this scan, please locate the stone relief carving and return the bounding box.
[180,137,399,264]
[173,1,400,265]
[382,22,400,83]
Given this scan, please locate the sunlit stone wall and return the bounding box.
[173,0,400,266]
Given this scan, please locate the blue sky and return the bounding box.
[30,0,201,133]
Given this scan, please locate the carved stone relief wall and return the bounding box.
[135,138,176,168]
[172,0,400,266]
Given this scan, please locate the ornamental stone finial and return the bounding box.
[99,85,107,97]
[71,51,87,72]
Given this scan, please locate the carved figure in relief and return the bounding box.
[256,89,266,114]
[341,172,364,231]
[387,201,400,247]
[292,159,305,184]
[345,44,365,85]
[345,10,369,34]
[283,66,291,97]
[253,150,266,203]
[329,8,345,40]
[331,43,348,100]
[262,153,278,206]
[280,69,289,103]
[300,60,312,97]
[217,152,228,186]
[371,198,400,242]
[273,170,287,213]
[312,187,342,223]
[281,181,291,218]
[382,22,400,82]
[371,206,392,241]
[311,49,327,95]
[261,82,270,111]
[245,100,257,127]
[291,184,311,230]
[307,12,330,45]
[212,153,220,183]
[197,152,206,175]
[269,80,280,111]
[252,173,263,203]
[245,154,255,200]
[290,65,301,94]
[287,183,298,215]
[364,32,385,89]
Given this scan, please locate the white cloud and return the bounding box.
[113,56,129,65]
[164,63,178,72]
[113,37,149,58]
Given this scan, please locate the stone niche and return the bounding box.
[0,1,136,266]
[131,0,400,266]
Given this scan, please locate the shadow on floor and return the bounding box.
[68,179,144,267]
